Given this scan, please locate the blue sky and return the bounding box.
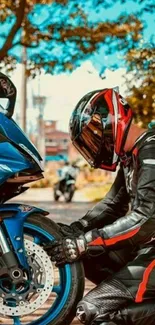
[11,61,128,132]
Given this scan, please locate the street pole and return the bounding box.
[37,78,46,164]
[38,108,45,164]
[21,46,27,132]
[33,78,46,164]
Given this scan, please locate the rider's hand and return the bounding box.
[45,229,106,267]
[57,220,86,237]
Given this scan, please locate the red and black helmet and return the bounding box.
[69,88,133,171]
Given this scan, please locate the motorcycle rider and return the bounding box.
[46,88,155,325]
[56,160,78,195]
[56,161,70,194]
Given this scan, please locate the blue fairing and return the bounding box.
[0,141,34,185]
[0,112,44,186]
[1,203,48,269]
[0,112,41,161]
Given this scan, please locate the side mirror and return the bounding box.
[0,72,17,118]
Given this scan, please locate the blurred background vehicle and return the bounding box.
[54,161,79,202]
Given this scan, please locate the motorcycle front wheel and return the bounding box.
[53,184,60,201]
[64,184,75,203]
[0,214,85,325]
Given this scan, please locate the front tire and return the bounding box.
[53,184,60,201]
[64,184,75,203]
[24,214,85,325]
[0,214,84,325]
[54,191,60,201]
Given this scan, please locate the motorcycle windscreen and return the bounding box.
[0,113,42,162]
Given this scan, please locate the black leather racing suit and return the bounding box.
[76,130,155,325]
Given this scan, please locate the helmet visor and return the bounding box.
[73,112,117,170]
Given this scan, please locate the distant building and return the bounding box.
[44,120,80,162]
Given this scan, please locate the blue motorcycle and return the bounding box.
[0,73,84,325]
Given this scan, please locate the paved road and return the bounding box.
[11,188,95,224]
[27,200,94,224]
[10,188,95,325]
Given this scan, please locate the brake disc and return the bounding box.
[0,239,54,316]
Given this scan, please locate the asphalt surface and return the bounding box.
[11,188,95,224]
[29,200,93,224]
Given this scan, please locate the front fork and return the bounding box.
[0,203,48,273]
[0,225,22,280]
[0,225,18,267]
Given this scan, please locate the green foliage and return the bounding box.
[0,0,154,123]
[126,45,155,127]
[0,0,147,76]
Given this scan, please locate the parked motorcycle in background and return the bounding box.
[54,162,79,202]
[0,73,84,325]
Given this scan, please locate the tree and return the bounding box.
[126,43,155,127]
[0,0,154,126]
[0,0,146,76]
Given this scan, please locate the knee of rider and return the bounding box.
[76,299,99,324]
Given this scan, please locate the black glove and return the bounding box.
[57,220,87,237]
[44,229,106,267]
